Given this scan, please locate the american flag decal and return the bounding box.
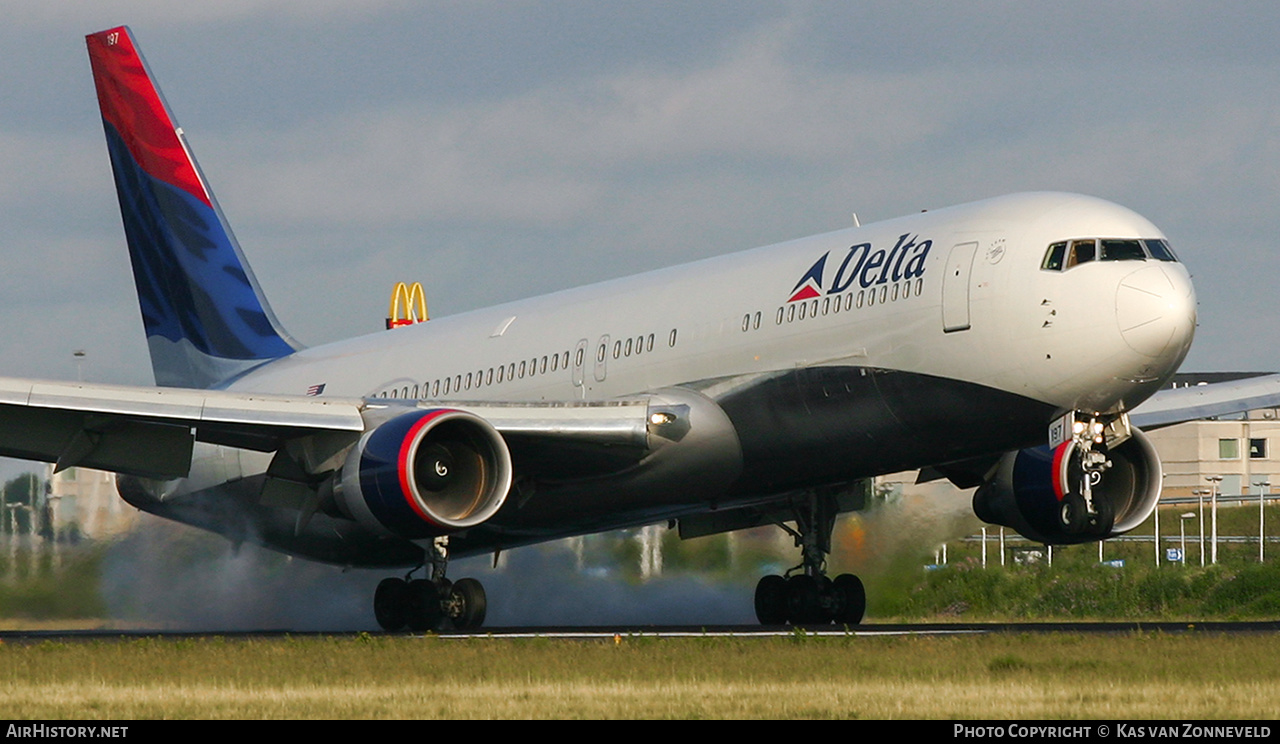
[306,383,326,396]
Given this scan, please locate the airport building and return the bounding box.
[45,465,137,542]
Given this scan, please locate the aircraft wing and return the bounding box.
[0,377,658,481]
[1129,374,1280,429]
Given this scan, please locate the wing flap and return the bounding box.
[0,376,365,478]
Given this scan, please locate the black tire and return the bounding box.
[786,574,822,625]
[1059,492,1088,534]
[754,574,788,625]
[405,579,442,632]
[373,577,409,631]
[1089,496,1115,536]
[450,578,487,630]
[832,574,866,625]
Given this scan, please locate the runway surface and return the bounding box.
[3,620,1279,642]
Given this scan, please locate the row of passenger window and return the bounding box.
[740,278,927,333]
[378,349,572,400]
[1041,238,1177,271]
[602,332,661,362]
[377,327,677,400]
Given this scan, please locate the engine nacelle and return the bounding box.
[335,408,513,539]
[972,427,1162,545]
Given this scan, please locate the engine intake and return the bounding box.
[972,426,1162,545]
[337,408,513,539]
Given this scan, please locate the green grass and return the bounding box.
[1,634,1277,718]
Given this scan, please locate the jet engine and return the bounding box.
[333,408,513,539]
[972,426,1162,545]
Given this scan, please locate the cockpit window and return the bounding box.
[1042,236,1180,271]
[1100,239,1146,261]
[1065,239,1096,268]
[1143,238,1178,262]
[1041,241,1067,270]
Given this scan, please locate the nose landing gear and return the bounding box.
[1057,419,1119,539]
[753,489,866,626]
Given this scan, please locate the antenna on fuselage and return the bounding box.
[852,213,860,227]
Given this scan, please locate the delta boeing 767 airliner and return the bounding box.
[0,26,1217,629]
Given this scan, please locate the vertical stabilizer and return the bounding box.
[86,26,299,388]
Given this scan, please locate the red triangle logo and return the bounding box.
[788,285,821,303]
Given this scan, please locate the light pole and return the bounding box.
[1206,475,1223,564]
[1154,496,1161,567]
[1255,479,1270,563]
[1180,512,1196,566]
[1192,488,1209,566]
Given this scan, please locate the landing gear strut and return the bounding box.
[1057,417,1118,538]
[374,536,488,631]
[754,490,866,626]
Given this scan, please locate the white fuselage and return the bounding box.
[232,192,1194,420]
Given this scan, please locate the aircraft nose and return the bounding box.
[1114,263,1196,359]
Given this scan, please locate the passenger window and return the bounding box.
[1042,242,1067,271]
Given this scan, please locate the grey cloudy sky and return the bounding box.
[1,1,1278,385]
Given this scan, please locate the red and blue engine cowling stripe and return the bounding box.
[356,409,456,539]
[1010,440,1076,526]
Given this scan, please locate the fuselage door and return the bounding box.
[942,241,978,332]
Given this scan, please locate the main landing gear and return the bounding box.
[373,537,488,631]
[754,490,866,626]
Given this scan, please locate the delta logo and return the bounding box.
[788,233,932,302]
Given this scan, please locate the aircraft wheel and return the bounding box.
[832,574,866,626]
[786,574,822,625]
[1089,497,1116,537]
[754,574,788,625]
[374,577,409,631]
[405,578,442,632]
[1059,493,1088,534]
[449,578,487,630]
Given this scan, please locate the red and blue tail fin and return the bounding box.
[86,26,299,388]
